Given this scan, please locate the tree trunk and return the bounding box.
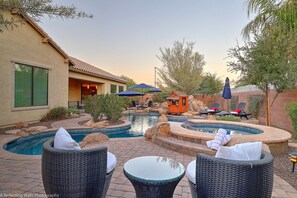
[265,86,271,126]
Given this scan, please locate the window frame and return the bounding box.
[110,84,117,94]
[119,85,124,92]
[12,62,50,111]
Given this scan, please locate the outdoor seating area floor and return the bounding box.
[1,115,297,197]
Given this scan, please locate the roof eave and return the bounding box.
[69,68,127,84]
[18,13,74,66]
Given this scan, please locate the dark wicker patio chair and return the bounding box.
[188,150,273,198]
[42,139,114,198]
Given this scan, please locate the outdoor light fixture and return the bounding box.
[289,152,297,172]
[82,83,98,89]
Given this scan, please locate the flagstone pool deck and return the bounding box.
[0,116,297,198]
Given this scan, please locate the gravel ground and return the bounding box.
[274,139,297,190]
[1,120,297,190]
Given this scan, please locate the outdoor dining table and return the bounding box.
[123,156,185,198]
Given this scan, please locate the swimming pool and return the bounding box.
[182,122,263,135]
[4,114,159,155]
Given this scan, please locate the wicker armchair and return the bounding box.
[42,139,114,198]
[188,150,274,198]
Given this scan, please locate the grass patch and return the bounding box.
[216,116,241,122]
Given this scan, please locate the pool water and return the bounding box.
[182,122,263,135]
[4,114,159,155]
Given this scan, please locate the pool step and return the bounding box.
[155,136,216,156]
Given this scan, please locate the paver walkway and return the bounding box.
[0,117,297,197]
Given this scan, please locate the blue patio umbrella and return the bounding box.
[131,83,155,102]
[148,87,162,93]
[131,83,155,90]
[116,90,145,96]
[116,90,145,116]
[222,77,232,111]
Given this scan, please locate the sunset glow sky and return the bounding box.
[39,0,252,86]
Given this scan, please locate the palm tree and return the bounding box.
[242,0,297,39]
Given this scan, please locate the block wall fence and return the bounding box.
[194,86,297,133]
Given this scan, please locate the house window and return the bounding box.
[14,63,48,107]
[119,86,124,92]
[110,84,117,93]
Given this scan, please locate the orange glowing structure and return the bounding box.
[166,91,188,115]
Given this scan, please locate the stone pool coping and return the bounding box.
[1,120,133,157]
[169,120,292,154]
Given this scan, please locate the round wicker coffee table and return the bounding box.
[123,156,185,198]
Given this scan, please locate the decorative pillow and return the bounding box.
[107,152,117,173]
[54,127,81,150]
[211,107,217,111]
[215,142,262,161]
[235,109,241,114]
[206,129,231,150]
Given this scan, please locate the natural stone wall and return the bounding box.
[144,123,170,142]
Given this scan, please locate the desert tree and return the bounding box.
[157,40,205,95]
[197,73,223,96]
[228,27,297,125]
[0,0,92,32]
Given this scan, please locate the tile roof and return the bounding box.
[69,57,127,84]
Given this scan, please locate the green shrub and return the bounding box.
[120,97,130,108]
[286,102,297,138]
[41,107,68,121]
[216,116,241,122]
[84,95,106,122]
[84,94,124,123]
[67,107,80,116]
[247,95,264,118]
[153,93,167,103]
[104,94,124,123]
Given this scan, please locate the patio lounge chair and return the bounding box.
[42,139,114,198]
[200,103,221,115]
[142,100,153,108]
[132,100,141,109]
[186,150,273,198]
[230,102,251,119]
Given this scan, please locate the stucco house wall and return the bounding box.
[0,14,69,127]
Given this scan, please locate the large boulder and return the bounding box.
[119,116,126,121]
[158,108,168,115]
[144,126,156,140]
[91,120,110,128]
[144,123,170,141]
[152,102,159,108]
[83,119,95,127]
[160,102,168,109]
[189,98,205,112]
[181,112,194,117]
[158,123,170,137]
[188,95,195,102]
[80,133,109,148]
[16,121,29,129]
[158,114,168,122]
